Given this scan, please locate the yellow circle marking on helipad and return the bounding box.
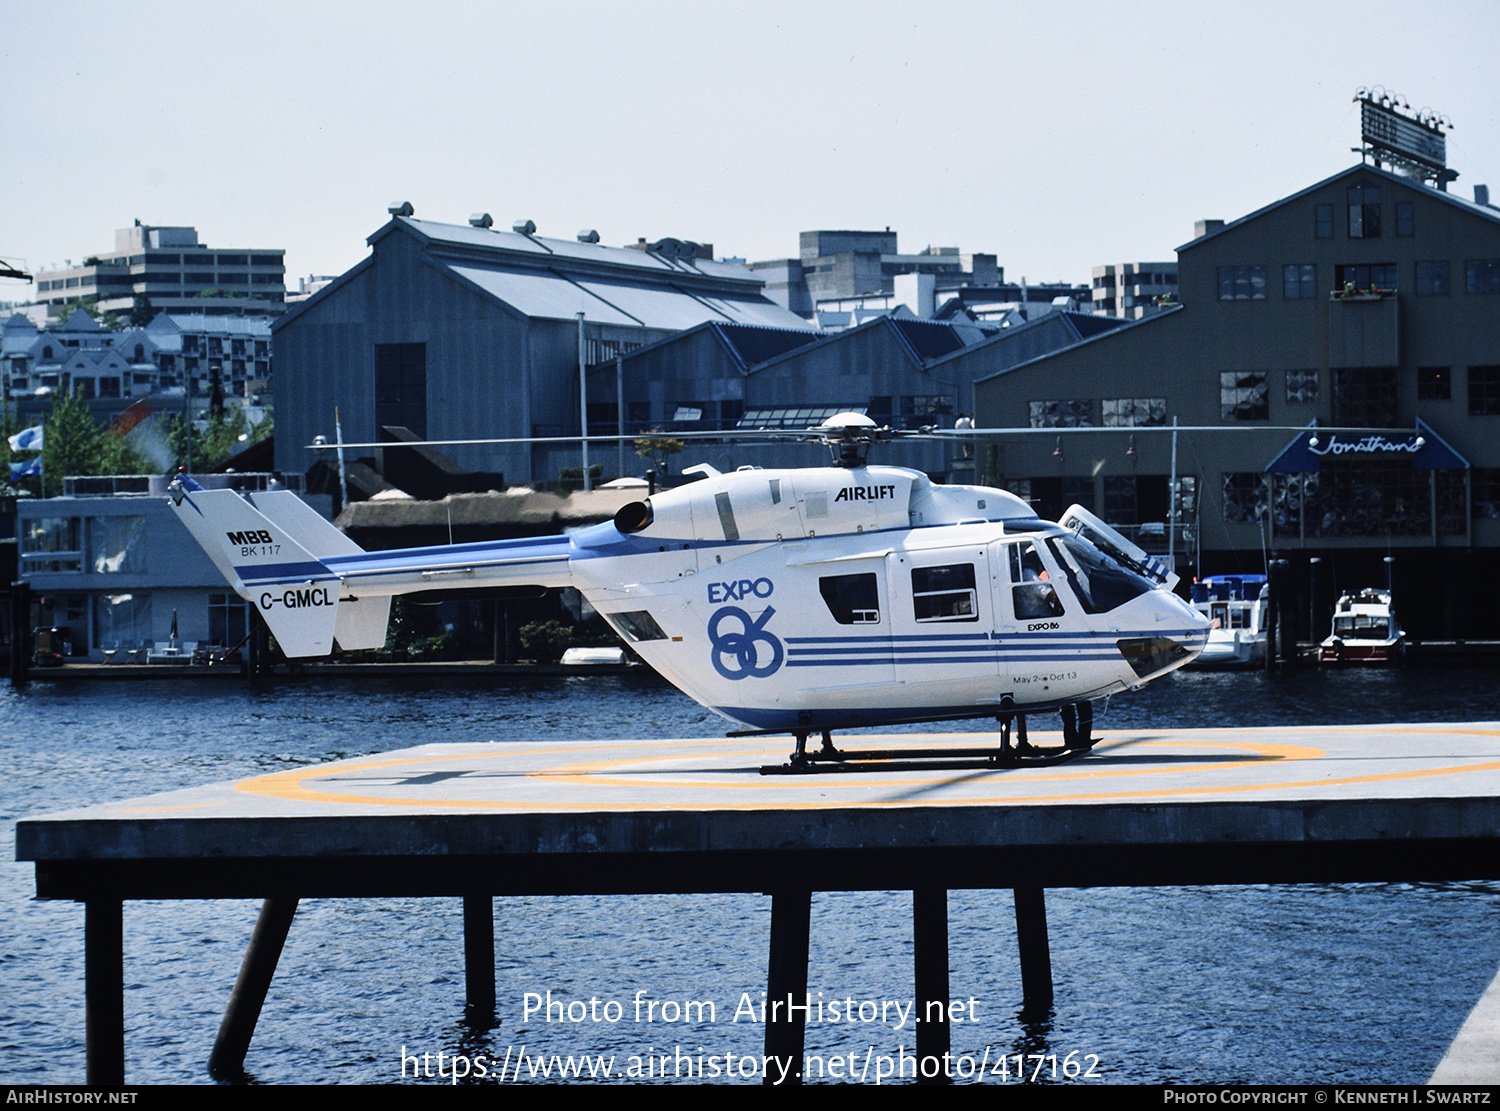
[531,738,1320,789]
[222,726,1500,812]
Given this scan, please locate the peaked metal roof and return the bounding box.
[282,216,809,333]
[1177,162,1500,253]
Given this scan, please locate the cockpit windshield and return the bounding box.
[1044,534,1156,615]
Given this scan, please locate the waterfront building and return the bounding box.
[1090,261,1179,318]
[750,228,1086,324]
[1,310,273,424]
[272,208,812,485]
[565,309,1126,483]
[972,164,1500,640]
[31,223,286,319]
[16,473,316,662]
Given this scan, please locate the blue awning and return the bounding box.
[1265,418,1468,472]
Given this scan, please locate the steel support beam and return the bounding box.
[1013,886,1053,1018]
[764,889,811,1086]
[208,897,299,1079]
[913,887,951,1084]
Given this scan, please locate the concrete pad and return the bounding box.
[18,723,1500,870]
[1430,964,1500,1085]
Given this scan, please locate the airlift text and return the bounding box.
[834,484,897,502]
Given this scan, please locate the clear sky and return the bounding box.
[4,0,1497,296]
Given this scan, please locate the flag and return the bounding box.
[8,425,42,452]
[9,456,41,481]
[109,397,153,437]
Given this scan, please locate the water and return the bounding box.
[3,666,1499,1085]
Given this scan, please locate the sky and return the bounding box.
[3,0,1498,296]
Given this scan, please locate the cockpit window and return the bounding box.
[1009,541,1065,619]
[820,573,881,625]
[912,564,978,622]
[1045,534,1155,614]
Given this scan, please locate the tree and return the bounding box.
[163,403,273,473]
[129,295,157,327]
[633,428,683,476]
[39,393,152,496]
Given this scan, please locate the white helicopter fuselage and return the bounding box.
[168,463,1208,733]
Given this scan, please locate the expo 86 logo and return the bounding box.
[708,606,783,680]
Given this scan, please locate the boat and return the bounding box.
[1319,588,1405,665]
[1186,575,1268,668]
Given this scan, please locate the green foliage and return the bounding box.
[633,428,683,475]
[518,620,572,662]
[558,463,604,491]
[983,443,1001,489]
[38,393,152,496]
[129,295,157,327]
[54,296,99,321]
[163,405,272,473]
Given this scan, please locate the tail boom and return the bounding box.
[167,481,573,657]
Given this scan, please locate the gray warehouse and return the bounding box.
[273,213,811,485]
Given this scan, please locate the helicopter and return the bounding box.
[166,413,1209,771]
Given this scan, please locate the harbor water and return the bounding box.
[3,665,1499,1085]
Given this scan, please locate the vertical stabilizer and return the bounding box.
[167,481,342,656]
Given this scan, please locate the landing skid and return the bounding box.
[757,704,1095,776]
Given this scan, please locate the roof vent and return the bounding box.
[512,219,536,235]
[387,201,415,217]
[1476,185,1491,207]
[577,229,600,244]
[469,212,493,228]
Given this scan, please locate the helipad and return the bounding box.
[19,722,1500,1084]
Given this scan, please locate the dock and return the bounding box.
[18,721,1500,1084]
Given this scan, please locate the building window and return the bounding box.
[1220,371,1269,421]
[1469,366,1500,416]
[89,516,146,574]
[1348,182,1381,238]
[1286,370,1318,404]
[1466,260,1500,295]
[1417,367,1451,401]
[1102,476,1137,525]
[1281,460,1462,538]
[1315,204,1334,239]
[1061,477,1095,513]
[375,342,427,436]
[1332,367,1399,427]
[208,592,249,649]
[1395,202,1414,237]
[1416,261,1450,296]
[1336,264,1398,293]
[1475,469,1500,519]
[23,517,82,573]
[1282,264,1317,299]
[1028,399,1092,428]
[1217,266,1266,300]
[95,592,152,650]
[1222,473,1267,523]
[1101,398,1166,426]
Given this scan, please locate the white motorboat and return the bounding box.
[1186,575,1268,668]
[1319,589,1405,665]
